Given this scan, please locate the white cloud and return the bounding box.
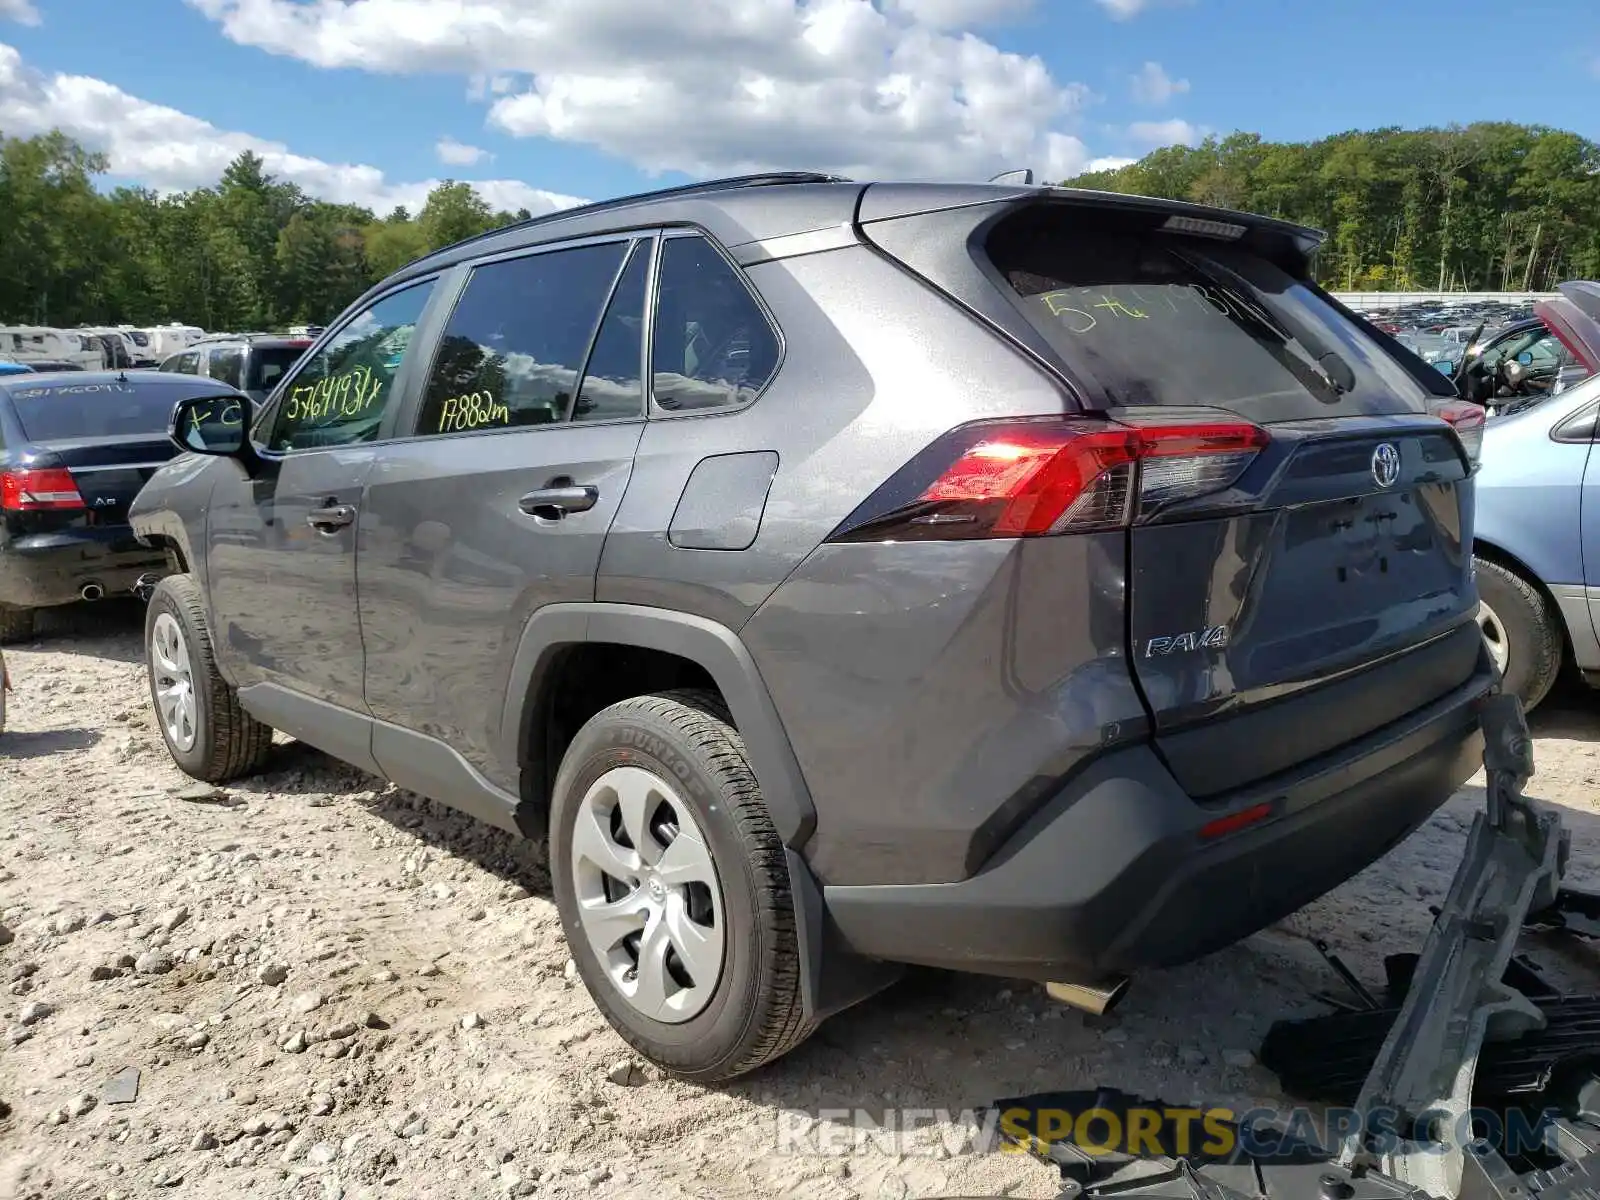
[1085,155,1137,172]
[0,42,584,216]
[189,0,1103,182]
[0,0,39,26]
[436,136,490,166]
[1129,60,1188,105]
[1128,118,1200,148]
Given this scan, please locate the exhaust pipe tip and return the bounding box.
[80,582,104,602]
[1044,975,1131,1017]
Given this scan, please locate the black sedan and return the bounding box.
[0,371,251,642]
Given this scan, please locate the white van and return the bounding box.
[0,327,103,370]
[145,324,207,360]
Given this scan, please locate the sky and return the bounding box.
[0,0,1596,217]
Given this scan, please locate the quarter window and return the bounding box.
[417,241,629,436]
[651,235,779,413]
[268,282,434,452]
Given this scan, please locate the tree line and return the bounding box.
[0,132,531,331]
[3,121,1598,332]
[1059,123,1600,293]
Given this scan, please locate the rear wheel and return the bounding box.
[1475,556,1561,712]
[0,605,34,645]
[549,689,815,1082]
[145,574,273,781]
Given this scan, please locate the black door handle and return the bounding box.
[519,485,598,520]
[307,503,356,531]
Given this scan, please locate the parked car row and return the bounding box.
[0,175,1594,1086]
[1374,284,1600,417]
[0,323,210,372]
[156,332,314,405]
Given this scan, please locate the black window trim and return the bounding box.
[252,272,446,458]
[395,229,655,445]
[646,225,786,421]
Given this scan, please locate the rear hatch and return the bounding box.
[6,377,184,526]
[1535,282,1600,379]
[872,195,1484,799]
[988,202,1483,797]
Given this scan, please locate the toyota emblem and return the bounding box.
[1371,442,1400,489]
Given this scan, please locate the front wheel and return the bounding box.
[549,689,815,1082]
[1475,557,1562,712]
[145,574,273,781]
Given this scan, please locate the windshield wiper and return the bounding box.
[1167,246,1356,399]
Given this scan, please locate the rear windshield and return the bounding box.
[985,209,1437,422]
[9,380,179,441]
[248,345,305,394]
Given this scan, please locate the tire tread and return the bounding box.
[564,688,815,1082]
[1477,557,1562,711]
[148,574,273,781]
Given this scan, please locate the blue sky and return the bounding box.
[0,0,1596,215]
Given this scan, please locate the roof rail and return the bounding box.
[426,170,853,261]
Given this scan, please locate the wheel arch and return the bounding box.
[1474,538,1572,647]
[500,603,816,850]
[500,604,897,1024]
[130,508,195,575]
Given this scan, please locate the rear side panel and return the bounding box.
[741,533,1149,887]
[596,239,1071,628]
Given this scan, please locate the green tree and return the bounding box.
[1058,120,1600,292]
[417,181,496,249]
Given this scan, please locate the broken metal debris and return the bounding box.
[992,694,1600,1200]
[102,1067,140,1105]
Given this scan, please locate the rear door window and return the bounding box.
[572,241,648,423]
[10,380,180,441]
[416,240,629,435]
[984,208,1435,423]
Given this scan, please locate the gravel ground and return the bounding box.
[4,600,1600,1200]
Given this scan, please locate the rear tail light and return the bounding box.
[0,467,85,511]
[827,413,1268,543]
[1430,399,1485,465]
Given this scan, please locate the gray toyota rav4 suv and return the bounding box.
[129,171,1495,1081]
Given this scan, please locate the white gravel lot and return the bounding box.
[4,600,1599,1200]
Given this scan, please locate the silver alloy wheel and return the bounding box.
[150,612,198,753]
[1478,599,1510,676]
[570,765,725,1023]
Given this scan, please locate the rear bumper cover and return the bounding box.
[0,529,166,607]
[823,659,1495,979]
